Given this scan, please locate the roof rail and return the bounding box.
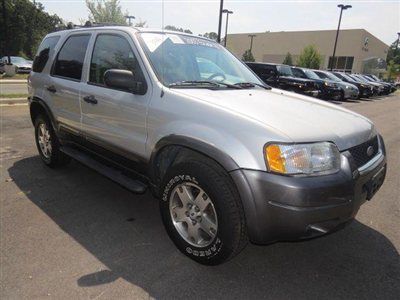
[82,21,129,28]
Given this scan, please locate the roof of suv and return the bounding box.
[46,26,214,42]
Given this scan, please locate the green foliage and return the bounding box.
[297,45,322,69]
[386,39,400,65]
[202,32,218,41]
[164,25,192,34]
[242,49,255,62]
[85,0,127,24]
[282,52,293,66]
[0,0,63,59]
[386,60,400,80]
[134,19,147,28]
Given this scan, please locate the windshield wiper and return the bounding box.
[234,82,271,90]
[168,80,242,89]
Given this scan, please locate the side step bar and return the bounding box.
[61,146,147,194]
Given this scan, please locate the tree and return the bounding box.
[282,52,293,66]
[0,0,63,59]
[296,45,322,69]
[202,32,218,41]
[386,39,400,65]
[242,49,255,62]
[134,19,147,28]
[164,25,192,34]
[85,0,126,24]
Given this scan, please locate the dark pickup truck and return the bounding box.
[246,62,319,97]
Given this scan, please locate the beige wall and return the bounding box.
[226,29,389,73]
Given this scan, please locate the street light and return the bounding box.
[248,34,256,52]
[330,4,352,71]
[222,9,233,47]
[125,15,135,26]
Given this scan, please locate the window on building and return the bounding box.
[328,56,354,73]
[53,35,91,80]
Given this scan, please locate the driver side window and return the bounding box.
[89,34,145,89]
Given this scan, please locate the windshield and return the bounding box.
[291,68,306,78]
[340,73,357,83]
[276,65,293,77]
[10,56,27,63]
[304,69,321,80]
[138,32,263,87]
[320,71,340,82]
[326,72,343,82]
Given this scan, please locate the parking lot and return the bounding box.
[1,94,399,299]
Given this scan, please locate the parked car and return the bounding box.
[313,70,359,100]
[291,67,342,100]
[29,27,387,265]
[246,62,319,97]
[361,74,394,94]
[349,74,385,96]
[332,72,374,98]
[0,56,32,73]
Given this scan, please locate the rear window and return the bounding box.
[53,35,90,81]
[32,36,60,73]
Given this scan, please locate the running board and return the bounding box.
[61,146,147,194]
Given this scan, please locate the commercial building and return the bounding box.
[226,29,389,74]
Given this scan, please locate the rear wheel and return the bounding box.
[160,157,248,265]
[34,115,70,168]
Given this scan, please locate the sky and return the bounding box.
[39,0,399,46]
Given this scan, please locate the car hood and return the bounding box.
[14,62,32,68]
[173,88,375,150]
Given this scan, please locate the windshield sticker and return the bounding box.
[180,36,220,49]
[141,33,165,52]
[166,34,184,44]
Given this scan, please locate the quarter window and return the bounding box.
[53,35,90,80]
[89,34,144,87]
[33,36,60,73]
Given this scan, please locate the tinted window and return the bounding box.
[89,34,145,87]
[292,68,306,78]
[53,35,90,80]
[33,36,60,73]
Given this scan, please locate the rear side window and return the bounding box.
[32,36,60,73]
[89,34,145,87]
[53,35,90,80]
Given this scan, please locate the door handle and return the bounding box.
[83,95,98,104]
[46,85,57,93]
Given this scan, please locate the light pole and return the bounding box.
[222,9,233,47]
[125,15,135,26]
[217,0,224,43]
[330,4,352,71]
[248,34,256,52]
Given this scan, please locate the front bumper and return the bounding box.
[344,88,359,99]
[231,137,387,244]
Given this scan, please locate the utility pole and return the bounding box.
[217,0,224,43]
[330,4,352,71]
[248,34,256,52]
[222,9,233,47]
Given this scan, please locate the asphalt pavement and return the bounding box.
[1,94,399,299]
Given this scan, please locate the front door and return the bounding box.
[80,31,152,160]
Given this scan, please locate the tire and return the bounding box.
[160,157,248,265]
[34,114,70,168]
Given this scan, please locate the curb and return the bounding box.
[0,79,28,84]
[0,98,28,105]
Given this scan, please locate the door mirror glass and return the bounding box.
[104,69,144,94]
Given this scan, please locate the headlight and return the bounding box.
[264,142,341,175]
[324,81,335,87]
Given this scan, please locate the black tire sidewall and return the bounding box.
[160,162,243,265]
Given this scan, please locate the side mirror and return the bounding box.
[104,69,146,94]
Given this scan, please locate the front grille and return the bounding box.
[347,136,379,168]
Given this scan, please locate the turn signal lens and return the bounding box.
[265,145,286,173]
[264,142,341,175]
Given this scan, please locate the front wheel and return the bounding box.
[160,158,248,265]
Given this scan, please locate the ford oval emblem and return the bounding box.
[367,146,374,157]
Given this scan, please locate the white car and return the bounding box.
[0,56,32,73]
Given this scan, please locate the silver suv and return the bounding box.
[28,26,387,265]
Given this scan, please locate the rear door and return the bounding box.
[47,34,91,134]
[80,30,152,159]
